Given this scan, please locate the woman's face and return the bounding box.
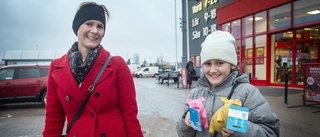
[202,59,235,86]
[77,20,104,50]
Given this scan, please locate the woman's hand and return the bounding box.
[184,112,191,127]
[221,127,234,137]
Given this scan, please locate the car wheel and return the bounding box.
[174,78,178,83]
[41,92,46,105]
[139,74,143,78]
[158,77,163,83]
[153,74,158,78]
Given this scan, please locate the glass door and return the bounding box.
[271,31,293,84]
[296,27,319,85]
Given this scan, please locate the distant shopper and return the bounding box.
[186,57,195,89]
[42,2,143,137]
[176,31,280,137]
[275,55,282,82]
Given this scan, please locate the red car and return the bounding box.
[0,64,49,105]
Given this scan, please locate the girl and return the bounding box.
[176,31,280,137]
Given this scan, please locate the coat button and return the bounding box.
[66,96,70,101]
[91,113,95,117]
[94,92,100,97]
[73,135,76,137]
[101,132,106,137]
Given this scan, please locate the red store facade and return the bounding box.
[182,0,320,88]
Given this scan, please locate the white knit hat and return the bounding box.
[200,30,237,66]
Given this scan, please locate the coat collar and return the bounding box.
[52,46,112,103]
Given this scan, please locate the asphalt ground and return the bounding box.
[256,86,320,137]
[0,78,319,137]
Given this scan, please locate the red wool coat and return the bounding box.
[43,46,143,137]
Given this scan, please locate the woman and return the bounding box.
[176,31,280,137]
[43,2,143,137]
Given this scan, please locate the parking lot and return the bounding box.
[0,77,320,137]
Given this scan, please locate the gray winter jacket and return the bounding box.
[176,71,280,137]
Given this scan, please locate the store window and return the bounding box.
[235,39,241,65]
[254,35,266,80]
[243,37,253,75]
[231,19,241,39]
[271,31,293,84]
[269,4,291,31]
[294,0,320,26]
[242,15,252,36]
[221,23,230,32]
[254,11,266,34]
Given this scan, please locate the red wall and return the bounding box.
[217,0,293,24]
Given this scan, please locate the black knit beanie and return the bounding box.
[72,4,106,35]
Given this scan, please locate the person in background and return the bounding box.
[176,30,280,137]
[275,55,282,82]
[186,57,195,89]
[42,2,143,137]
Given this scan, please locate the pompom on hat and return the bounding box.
[200,30,237,66]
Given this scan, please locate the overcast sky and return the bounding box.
[0,0,182,64]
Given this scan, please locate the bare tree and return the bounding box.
[141,59,148,67]
[156,54,165,69]
[132,54,140,65]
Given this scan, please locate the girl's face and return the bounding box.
[202,59,235,86]
[77,20,104,50]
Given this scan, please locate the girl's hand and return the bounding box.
[221,127,234,137]
[184,112,191,127]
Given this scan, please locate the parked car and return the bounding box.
[0,64,49,105]
[158,68,174,74]
[128,64,140,77]
[134,67,159,78]
[156,70,180,84]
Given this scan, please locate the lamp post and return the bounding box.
[175,0,178,70]
[186,0,190,60]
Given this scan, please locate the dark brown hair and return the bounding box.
[78,2,110,20]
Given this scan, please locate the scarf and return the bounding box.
[68,42,100,85]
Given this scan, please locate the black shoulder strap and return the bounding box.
[227,82,241,99]
[66,55,112,134]
[227,71,243,99]
[90,55,112,89]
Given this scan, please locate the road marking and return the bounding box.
[0,114,12,119]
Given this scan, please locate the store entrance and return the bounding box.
[271,31,293,84]
[296,27,319,85]
[270,26,319,87]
